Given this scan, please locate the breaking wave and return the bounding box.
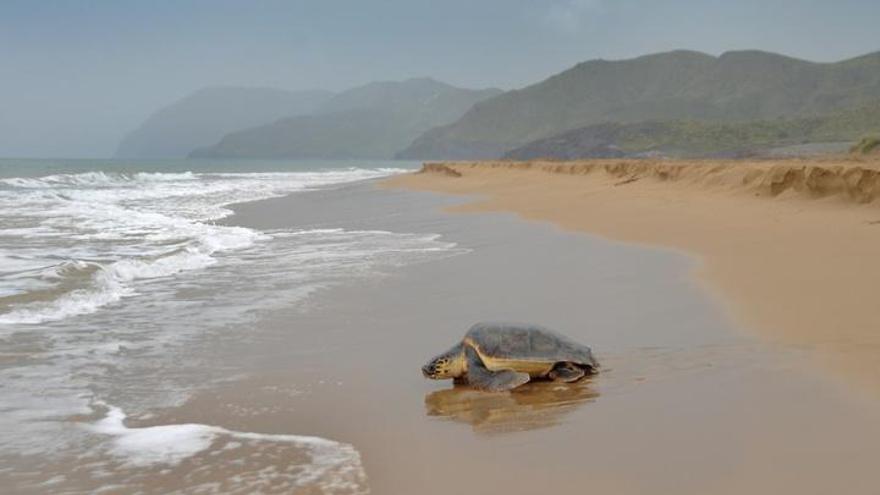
[0,168,406,324]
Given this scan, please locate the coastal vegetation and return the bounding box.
[851,136,880,154]
[504,102,880,159]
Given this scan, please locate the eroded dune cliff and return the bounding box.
[419,158,880,204]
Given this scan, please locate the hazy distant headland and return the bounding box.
[114,87,333,159]
[190,78,501,160]
[118,50,880,161]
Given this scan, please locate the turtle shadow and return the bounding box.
[424,379,599,435]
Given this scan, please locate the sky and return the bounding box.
[1,0,879,158]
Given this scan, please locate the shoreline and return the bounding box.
[7,163,880,492]
[383,158,880,399]
[20,177,880,493]
[202,180,880,493]
[197,182,757,493]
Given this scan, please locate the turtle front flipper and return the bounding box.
[549,362,585,383]
[464,346,530,392]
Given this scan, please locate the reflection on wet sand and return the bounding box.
[424,380,598,435]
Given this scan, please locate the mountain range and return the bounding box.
[117,50,880,161]
[398,50,880,159]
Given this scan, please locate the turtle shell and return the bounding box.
[463,322,597,368]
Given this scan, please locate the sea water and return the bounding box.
[0,158,462,493]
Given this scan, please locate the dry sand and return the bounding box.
[383,157,880,399]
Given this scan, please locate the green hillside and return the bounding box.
[504,102,880,160]
[399,50,880,159]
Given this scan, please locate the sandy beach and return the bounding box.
[31,176,880,494]
[384,158,880,400]
[4,168,880,493]
[175,174,880,494]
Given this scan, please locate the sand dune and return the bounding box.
[385,157,880,399]
[420,158,880,203]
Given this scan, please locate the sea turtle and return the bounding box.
[421,322,599,392]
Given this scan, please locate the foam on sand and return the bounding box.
[89,405,369,493]
[0,167,464,467]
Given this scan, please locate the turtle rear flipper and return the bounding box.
[549,362,585,383]
[464,346,530,391]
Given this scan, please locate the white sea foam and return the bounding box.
[90,405,368,493]
[0,168,407,325]
[91,406,217,466]
[0,165,464,477]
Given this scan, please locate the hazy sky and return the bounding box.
[2,0,879,158]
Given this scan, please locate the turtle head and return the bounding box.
[422,344,465,380]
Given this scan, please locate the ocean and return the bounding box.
[0,158,463,493]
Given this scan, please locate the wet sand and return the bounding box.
[384,158,880,400]
[137,180,880,493]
